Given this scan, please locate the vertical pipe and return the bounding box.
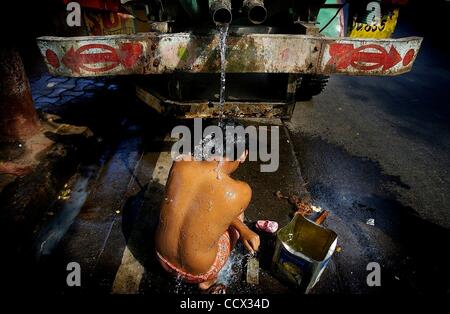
[243,0,267,24]
[209,0,232,24]
[0,47,40,142]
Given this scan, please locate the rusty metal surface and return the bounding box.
[0,48,40,141]
[178,102,285,119]
[37,33,422,77]
[135,84,286,119]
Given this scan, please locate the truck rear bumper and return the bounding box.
[37,33,422,77]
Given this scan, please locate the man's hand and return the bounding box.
[230,217,260,254]
[240,229,260,255]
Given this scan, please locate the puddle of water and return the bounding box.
[293,132,450,293]
[33,165,98,261]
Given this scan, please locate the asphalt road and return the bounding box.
[286,3,450,294]
[3,1,448,295]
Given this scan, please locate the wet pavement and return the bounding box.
[4,53,449,295]
[285,6,450,294]
[1,3,449,295]
[11,58,447,294]
[2,74,302,294]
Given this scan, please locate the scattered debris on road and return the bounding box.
[57,183,71,200]
[314,210,330,225]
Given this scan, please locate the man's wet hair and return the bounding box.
[194,119,249,161]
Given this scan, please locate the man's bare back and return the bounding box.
[155,156,260,289]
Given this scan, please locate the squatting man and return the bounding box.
[155,120,279,293]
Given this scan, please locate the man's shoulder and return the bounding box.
[232,180,252,199]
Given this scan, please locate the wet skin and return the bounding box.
[155,154,260,280]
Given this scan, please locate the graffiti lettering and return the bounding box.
[356,22,387,33]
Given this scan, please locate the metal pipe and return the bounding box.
[0,47,40,142]
[243,0,267,25]
[209,0,232,25]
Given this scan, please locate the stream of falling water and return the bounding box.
[213,23,229,180]
[218,23,229,126]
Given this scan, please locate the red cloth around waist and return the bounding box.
[156,231,231,284]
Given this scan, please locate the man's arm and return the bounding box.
[231,218,260,254]
[230,181,259,254]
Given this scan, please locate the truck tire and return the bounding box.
[296,75,329,101]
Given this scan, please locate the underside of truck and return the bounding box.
[37,0,422,120]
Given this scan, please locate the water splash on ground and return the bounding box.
[217,246,252,287]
